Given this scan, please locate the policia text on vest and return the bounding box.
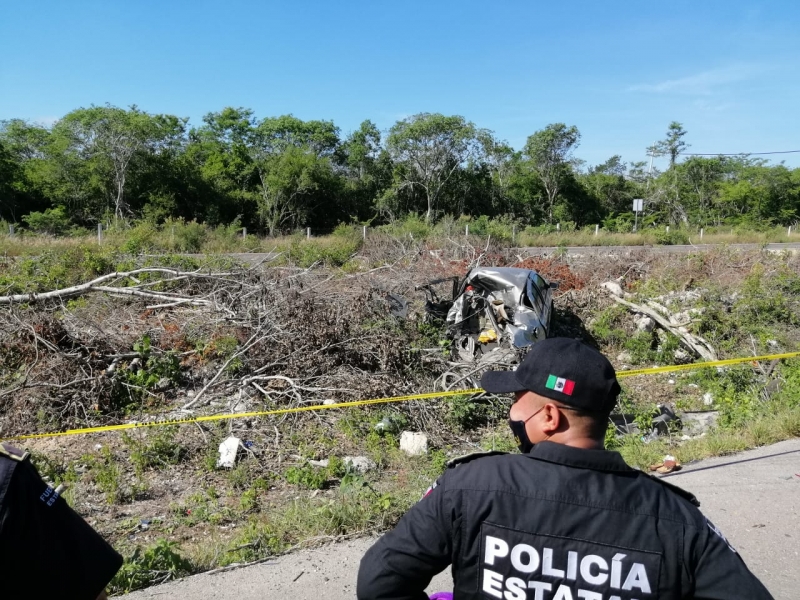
[482,523,658,600]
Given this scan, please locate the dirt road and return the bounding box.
[123,438,800,599]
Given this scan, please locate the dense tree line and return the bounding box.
[1,106,799,234]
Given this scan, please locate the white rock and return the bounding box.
[673,348,690,361]
[216,436,241,469]
[309,459,329,468]
[400,432,428,456]
[600,281,624,297]
[616,352,632,364]
[703,392,714,406]
[322,399,336,405]
[344,456,377,473]
[668,379,675,385]
[682,411,719,435]
[636,317,655,332]
[767,340,779,348]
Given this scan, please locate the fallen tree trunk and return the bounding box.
[608,295,718,362]
[0,268,231,306]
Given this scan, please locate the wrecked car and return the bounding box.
[419,267,557,363]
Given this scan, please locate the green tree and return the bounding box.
[248,115,340,235]
[185,107,259,225]
[522,124,581,223]
[648,121,689,167]
[646,122,691,225]
[55,105,186,221]
[0,120,55,221]
[385,113,489,221]
[338,120,392,221]
[580,156,636,221]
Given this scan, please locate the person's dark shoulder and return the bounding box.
[439,450,521,488]
[632,469,710,528]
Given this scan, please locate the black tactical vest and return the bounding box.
[0,443,28,507]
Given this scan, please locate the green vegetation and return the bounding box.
[6,236,800,594]
[2,108,799,241]
[111,539,193,593]
[123,426,187,472]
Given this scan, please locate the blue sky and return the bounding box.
[1,0,798,169]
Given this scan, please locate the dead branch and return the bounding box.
[608,295,718,361]
[0,268,234,305]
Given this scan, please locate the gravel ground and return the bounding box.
[123,438,800,599]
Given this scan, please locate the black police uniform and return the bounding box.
[357,442,773,600]
[0,442,123,598]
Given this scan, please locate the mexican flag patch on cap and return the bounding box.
[546,374,575,395]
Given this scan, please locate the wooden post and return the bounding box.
[595,224,599,236]
[307,227,311,239]
[465,224,469,236]
[362,225,367,240]
[242,227,247,240]
[700,228,704,239]
[97,223,103,244]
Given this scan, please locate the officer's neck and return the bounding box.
[544,432,605,451]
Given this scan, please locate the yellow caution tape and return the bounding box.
[4,351,799,442]
[616,351,800,377]
[4,389,484,441]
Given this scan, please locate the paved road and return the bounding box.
[124,438,800,599]
[206,242,800,265]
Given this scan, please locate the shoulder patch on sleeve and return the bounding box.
[446,450,507,469]
[645,472,700,507]
[0,442,29,462]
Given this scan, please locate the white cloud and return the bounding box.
[628,64,761,95]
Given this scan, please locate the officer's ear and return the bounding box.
[540,403,563,434]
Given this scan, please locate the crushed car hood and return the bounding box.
[446,267,551,349]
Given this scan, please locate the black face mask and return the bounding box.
[507,405,545,454]
[508,418,533,453]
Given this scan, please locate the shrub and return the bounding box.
[650,228,690,245]
[287,235,361,267]
[110,540,193,593]
[283,464,329,489]
[123,426,187,472]
[22,207,72,236]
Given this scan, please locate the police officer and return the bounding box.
[357,337,773,600]
[0,442,122,598]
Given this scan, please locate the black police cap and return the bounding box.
[480,338,620,413]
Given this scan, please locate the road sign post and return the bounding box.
[633,198,644,232]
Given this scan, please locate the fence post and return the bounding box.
[242,227,247,240]
[788,226,792,236]
[700,228,704,239]
[512,225,516,244]
[362,225,367,240]
[8,225,13,236]
[666,226,670,233]
[595,224,599,236]
[556,223,560,232]
[307,227,311,239]
[97,223,103,244]
[465,224,469,236]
